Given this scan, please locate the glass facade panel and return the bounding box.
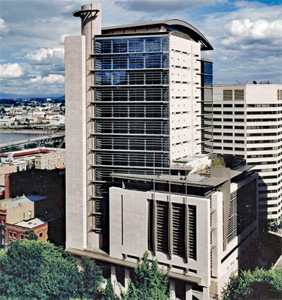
[93,36,170,232]
[95,70,168,86]
[201,61,213,75]
[95,36,168,54]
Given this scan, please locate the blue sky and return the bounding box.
[0,0,281,96]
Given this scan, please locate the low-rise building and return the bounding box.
[0,164,17,198]
[35,150,65,170]
[0,148,65,171]
[0,195,48,247]
[6,218,48,243]
[69,155,258,299]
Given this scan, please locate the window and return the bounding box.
[147,201,197,260]
[234,89,244,100]
[277,90,282,100]
[188,205,197,260]
[156,201,169,254]
[223,90,232,101]
[172,203,185,256]
[39,232,43,239]
[227,191,237,243]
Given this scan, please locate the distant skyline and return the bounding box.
[0,0,281,96]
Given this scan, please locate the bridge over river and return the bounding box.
[0,133,65,150]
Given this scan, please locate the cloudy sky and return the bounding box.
[0,0,281,97]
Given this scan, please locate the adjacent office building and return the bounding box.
[211,84,282,223]
[65,4,258,299]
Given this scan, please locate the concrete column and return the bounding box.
[185,282,193,300]
[170,279,176,300]
[65,35,87,251]
[111,265,117,294]
[124,267,130,290]
[168,200,173,259]
[153,198,157,255]
[185,204,190,261]
[203,286,210,300]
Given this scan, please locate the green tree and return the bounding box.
[25,229,38,240]
[0,239,102,300]
[101,278,119,300]
[222,268,282,300]
[122,252,170,300]
[211,157,225,167]
[79,256,103,299]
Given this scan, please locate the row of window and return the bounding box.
[95,36,169,54]
[95,70,169,86]
[223,89,245,101]
[213,104,245,108]
[95,152,170,168]
[95,120,169,135]
[148,201,197,259]
[95,87,169,102]
[95,104,168,118]
[95,53,168,70]
[95,136,169,151]
[213,103,282,108]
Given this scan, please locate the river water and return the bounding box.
[0,133,43,144]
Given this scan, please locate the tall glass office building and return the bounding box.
[65,3,213,253]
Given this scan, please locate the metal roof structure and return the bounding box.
[102,19,213,51]
[111,172,227,188]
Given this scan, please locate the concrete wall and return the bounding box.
[7,203,34,224]
[109,187,210,287]
[212,84,282,221]
[0,164,17,185]
[65,35,87,250]
[35,152,65,170]
[211,173,258,295]
[169,34,201,161]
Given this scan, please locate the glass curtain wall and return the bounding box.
[200,60,213,154]
[92,35,170,233]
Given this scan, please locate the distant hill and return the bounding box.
[0,93,64,100]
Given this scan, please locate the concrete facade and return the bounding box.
[65,2,213,254]
[169,34,202,160]
[211,84,282,223]
[65,35,88,250]
[0,196,34,224]
[0,164,17,186]
[34,150,65,170]
[106,164,258,298]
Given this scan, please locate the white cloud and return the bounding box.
[60,34,69,44]
[0,63,24,78]
[26,48,64,62]
[190,1,282,84]
[222,18,282,45]
[116,0,227,13]
[30,74,64,84]
[0,18,8,35]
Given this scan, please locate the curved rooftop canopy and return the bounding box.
[102,19,213,51]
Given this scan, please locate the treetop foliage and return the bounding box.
[221,268,282,300]
[0,241,170,300]
[0,239,102,300]
[122,252,170,300]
